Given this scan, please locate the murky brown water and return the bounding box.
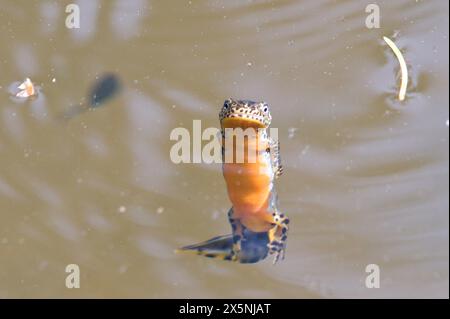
[0,0,448,298]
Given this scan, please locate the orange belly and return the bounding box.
[222,132,273,232]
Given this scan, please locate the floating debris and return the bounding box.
[15,78,36,98]
[383,36,408,101]
[288,127,298,139]
[61,73,121,120]
[89,73,121,108]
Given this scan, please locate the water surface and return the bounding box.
[0,0,448,298]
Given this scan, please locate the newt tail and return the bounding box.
[176,228,269,264]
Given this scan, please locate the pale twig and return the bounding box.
[383,36,408,101]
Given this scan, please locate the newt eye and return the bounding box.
[223,100,231,109]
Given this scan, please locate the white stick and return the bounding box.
[383,36,408,101]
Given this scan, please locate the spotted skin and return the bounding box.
[267,212,290,262]
[269,139,283,178]
[227,208,244,261]
[220,98,288,263]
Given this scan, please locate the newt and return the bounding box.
[179,98,289,264]
[220,98,289,263]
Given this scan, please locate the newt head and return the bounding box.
[219,98,271,129]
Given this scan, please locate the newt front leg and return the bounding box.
[267,211,289,264]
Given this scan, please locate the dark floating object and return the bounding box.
[89,73,121,108]
[60,73,121,120]
[177,228,269,264]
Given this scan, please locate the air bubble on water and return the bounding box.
[118,206,127,213]
[300,145,310,156]
[211,210,220,220]
[119,265,128,274]
[38,261,49,271]
[288,127,298,139]
[247,62,252,67]
[384,184,392,193]
[345,160,353,171]
[156,206,164,214]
